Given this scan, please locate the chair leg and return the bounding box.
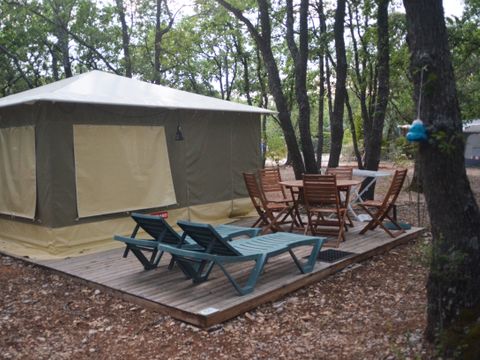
[383,212,406,236]
[304,211,317,236]
[327,213,344,248]
[288,239,322,274]
[345,212,354,228]
[252,216,263,228]
[216,254,267,295]
[359,207,377,234]
[359,206,405,238]
[129,247,158,270]
[174,256,215,282]
[151,250,164,268]
[261,209,290,234]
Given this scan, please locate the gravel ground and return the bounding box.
[1,166,480,359]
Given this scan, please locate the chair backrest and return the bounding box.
[131,213,182,245]
[382,169,408,207]
[177,221,241,256]
[326,167,353,180]
[258,168,286,196]
[243,172,267,210]
[302,174,340,207]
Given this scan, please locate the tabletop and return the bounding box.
[352,169,391,178]
[279,179,362,188]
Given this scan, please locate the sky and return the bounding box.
[443,0,465,17]
[138,0,467,21]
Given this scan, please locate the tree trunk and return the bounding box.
[57,24,72,78]
[115,0,132,78]
[236,37,253,106]
[404,0,480,357]
[345,91,363,168]
[348,0,370,154]
[317,54,325,169]
[153,0,174,84]
[48,0,73,78]
[154,0,163,84]
[325,54,334,124]
[216,0,305,179]
[315,0,327,170]
[328,0,347,167]
[286,0,317,174]
[47,42,60,81]
[256,48,268,168]
[361,0,390,199]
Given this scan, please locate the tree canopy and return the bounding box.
[2,1,478,173]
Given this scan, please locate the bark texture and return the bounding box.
[361,0,390,199]
[328,0,347,167]
[216,0,305,178]
[404,0,480,356]
[315,0,327,169]
[115,0,132,78]
[286,0,317,173]
[153,0,174,84]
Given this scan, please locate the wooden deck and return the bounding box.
[34,220,423,328]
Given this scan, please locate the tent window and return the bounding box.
[0,126,37,219]
[465,133,480,159]
[73,125,176,218]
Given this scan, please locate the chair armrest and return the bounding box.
[214,225,262,240]
[157,243,262,263]
[285,237,325,250]
[114,235,157,249]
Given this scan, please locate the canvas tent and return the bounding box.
[0,70,272,259]
[464,120,480,166]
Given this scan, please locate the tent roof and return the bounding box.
[463,119,480,133]
[0,70,274,114]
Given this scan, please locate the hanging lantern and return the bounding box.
[175,124,184,141]
[406,66,429,142]
[406,119,428,142]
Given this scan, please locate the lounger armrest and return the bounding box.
[114,235,157,249]
[286,237,325,250]
[215,225,262,240]
[157,243,262,263]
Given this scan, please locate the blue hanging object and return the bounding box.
[406,119,428,142]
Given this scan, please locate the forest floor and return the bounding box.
[2,165,479,359]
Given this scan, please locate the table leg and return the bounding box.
[287,186,304,231]
[352,176,377,203]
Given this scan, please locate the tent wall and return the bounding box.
[0,126,36,219]
[464,132,480,167]
[73,125,176,217]
[0,198,254,259]
[0,102,260,231]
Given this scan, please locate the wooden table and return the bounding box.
[279,179,362,227]
[351,169,391,204]
[279,179,361,189]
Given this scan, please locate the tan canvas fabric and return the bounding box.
[0,199,253,259]
[73,125,176,218]
[465,133,480,159]
[0,126,36,219]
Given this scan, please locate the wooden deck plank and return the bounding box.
[28,221,424,328]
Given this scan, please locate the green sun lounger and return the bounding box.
[155,220,325,295]
[114,213,261,270]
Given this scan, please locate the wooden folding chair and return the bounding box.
[359,169,408,237]
[258,168,293,203]
[243,172,294,234]
[258,167,304,226]
[326,167,354,226]
[326,167,353,180]
[303,174,348,247]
